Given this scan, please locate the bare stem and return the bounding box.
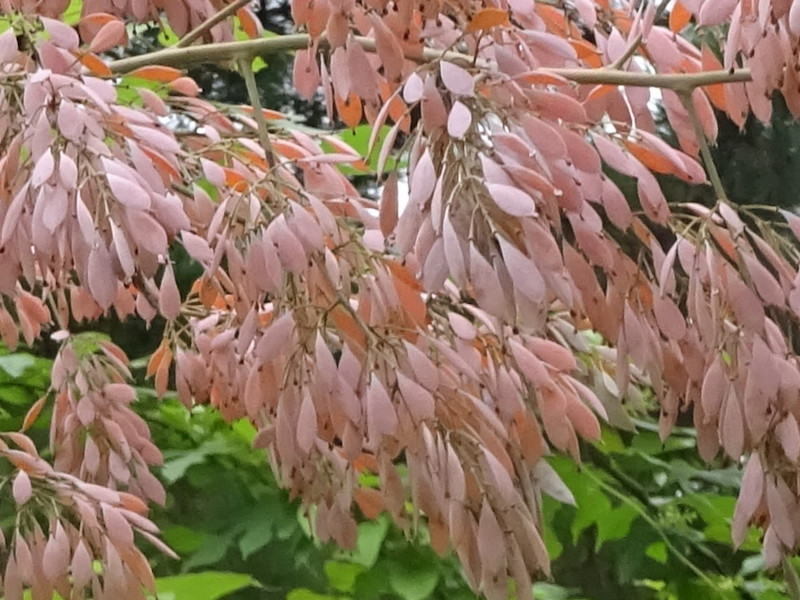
[608,33,643,71]
[680,90,727,200]
[609,0,673,70]
[238,57,276,167]
[108,32,754,91]
[176,0,251,48]
[544,66,752,89]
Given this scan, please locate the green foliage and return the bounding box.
[153,573,260,600]
[544,424,784,599]
[712,96,800,209]
[137,396,479,600]
[0,333,792,600]
[128,385,793,600]
[0,345,50,433]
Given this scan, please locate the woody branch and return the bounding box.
[108,32,754,92]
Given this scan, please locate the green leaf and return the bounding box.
[163,526,208,555]
[0,384,34,406]
[679,494,736,544]
[783,556,800,600]
[161,449,211,483]
[598,428,626,453]
[645,541,668,564]
[541,497,564,560]
[740,555,764,576]
[286,589,339,600]
[158,24,180,46]
[388,558,440,600]
[328,125,399,174]
[154,572,257,600]
[63,0,82,24]
[324,561,365,593]
[238,514,274,559]
[231,418,257,444]
[352,564,391,597]
[533,582,570,600]
[595,505,637,550]
[0,354,35,378]
[183,535,232,571]
[338,517,389,568]
[570,491,611,544]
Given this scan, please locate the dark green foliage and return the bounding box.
[713,97,800,209]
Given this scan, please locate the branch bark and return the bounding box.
[680,91,727,200]
[108,32,753,92]
[176,0,251,48]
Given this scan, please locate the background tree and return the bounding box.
[2,0,800,599]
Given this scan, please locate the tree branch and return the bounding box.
[680,90,727,200]
[108,32,754,92]
[238,56,276,168]
[608,0,672,70]
[176,0,251,48]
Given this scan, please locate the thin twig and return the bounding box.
[176,0,251,48]
[238,56,276,167]
[108,32,755,92]
[608,0,672,70]
[608,33,644,71]
[581,467,726,597]
[680,90,727,200]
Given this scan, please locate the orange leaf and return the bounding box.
[76,51,112,77]
[334,92,363,128]
[147,343,168,378]
[271,138,310,160]
[569,38,603,67]
[154,346,172,398]
[21,397,47,432]
[537,5,568,33]
[570,38,599,59]
[236,148,270,171]
[239,105,286,120]
[168,76,201,97]
[624,139,678,175]
[586,84,617,103]
[322,135,369,171]
[355,488,385,520]
[78,11,117,41]
[669,1,692,33]
[224,167,250,192]
[634,277,654,311]
[140,146,180,182]
[385,259,422,291]
[378,80,411,131]
[80,12,117,27]
[198,276,219,308]
[119,491,149,515]
[236,7,262,39]
[513,410,544,465]
[466,7,510,33]
[612,12,634,35]
[631,217,653,246]
[89,18,127,53]
[353,452,379,473]
[394,278,427,334]
[331,305,367,354]
[127,65,183,83]
[100,340,129,364]
[708,224,738,261]
[702,44,727,111]
[515,71,571,86]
